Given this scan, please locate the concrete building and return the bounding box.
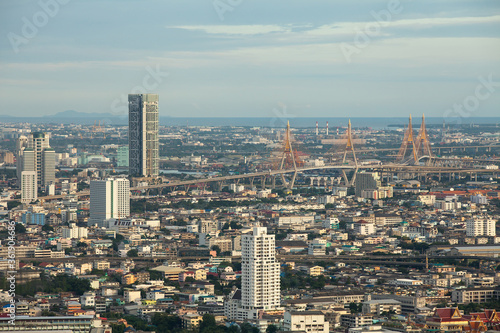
[370,294,426,314]
[89,177,130,226]
[62,223,88,239]
[16,132,55,188]
[20,171,37,203]
[353,221,375,236]
[362,299,402,315]
[340,314,374,328]
[283,311,329,333]
[117,145,129,167]
[466,218,496,237]
[390,279,423,286]
[0,315,93,332]
[239,227,280,319]
[355,172,381,197]
[128,94,159,177]
[22,211,45,225]
[308,239,327,256]
[449,246,500,257]
[451,287,500,304]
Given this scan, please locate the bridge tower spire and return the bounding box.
[341,119,359,186]
[397,114,418,164]
[277,121,302,189]
[415,114,432,158]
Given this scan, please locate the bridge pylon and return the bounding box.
[277,121,303,189]
[397,114,418,164]
[415,114,432,161]
[341,119,358,186]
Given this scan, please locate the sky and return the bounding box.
[0,0,499,119]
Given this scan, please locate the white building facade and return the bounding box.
[21,171,37,203]
[89,177,130,226]
[283,311,329,333]
[466,219,496,237]
[239,227,281,320]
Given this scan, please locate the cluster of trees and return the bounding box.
[222,221,243,230]
[109,313,269,333]
[349,302,363,314]
[130,199,161,213]
[399,241,430,253]
[281,272,327,290]
[13,274,91,297]
[458,300,500,314]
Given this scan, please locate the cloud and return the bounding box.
[169,24,291,35]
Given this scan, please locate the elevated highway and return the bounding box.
[34,162,500,201]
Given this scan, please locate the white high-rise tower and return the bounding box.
[21,171,37,203]
[89,177,130,227]
[240,227,280,319]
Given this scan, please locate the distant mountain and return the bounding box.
[46,110,119,118]
[0,110,128,125]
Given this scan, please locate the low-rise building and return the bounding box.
[283,311,329,333]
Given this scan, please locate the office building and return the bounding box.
[240,227,280,319]
[355,172,381,197]
[466,219,496,237]
[128,94,159,177]
[21,171,37,203]
[89,178,130,226]
[117,145,129,167]
[16,132,55,188]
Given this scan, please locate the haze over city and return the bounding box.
[2,2,500,333]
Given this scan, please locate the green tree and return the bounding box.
[151,313,182,332]
[15,223,26,233]
[7,200,22,210]
[127,249,138,257]
[266,324,279,333]
[211,245,221,256]
[42,224,54,232]
[349,302,362,314]
[199,314,217,333]
[110,323,124,333]
[241,322,260,333]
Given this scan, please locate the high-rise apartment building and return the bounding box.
[16,132,55,188]
[355,172,381,197]
[466,219,496,237]
[240,227,280,319]
[20,171,37,203]
[89,177,130,227]
[128,94,159,177]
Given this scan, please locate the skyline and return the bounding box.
[1,0,500,119]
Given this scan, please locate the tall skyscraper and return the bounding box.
[89,177,130,227]
[128,94,159,177]
[240,227,280,319]
[16,132,55,188]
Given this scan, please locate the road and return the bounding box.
[35,163,500,201]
